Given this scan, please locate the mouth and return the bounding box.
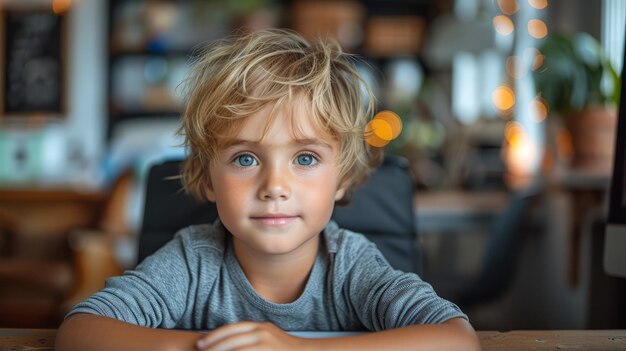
[250,214,298,227]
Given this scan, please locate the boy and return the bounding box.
[56,29,480,351]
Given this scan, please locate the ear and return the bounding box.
[334,180,349,201]
[202,180,216,202]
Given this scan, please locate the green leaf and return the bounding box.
[533,32,620,117]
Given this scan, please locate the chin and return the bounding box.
[259,235,318,255]
[258,240,302,255]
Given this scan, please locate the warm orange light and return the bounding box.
[505,121,524,142]
[365,110,403,147]
[493,15,515,36]
[497,0,519,15]
[528,19,548,39]
[366,135,390,147]
[506,56,527,79]
[493,86,516,111]
[366,133,391,148]
[532,53,544,70]
[370,118,393,141]
[365,121,390,147]
[52,0,72,14]
[524,47,544,71]
[507,137,537,174]
[373,110,403,139]
[531,98,548,122]
[502,122,538,176]
[528,0,548,10]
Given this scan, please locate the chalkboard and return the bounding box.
[1,9,65,115]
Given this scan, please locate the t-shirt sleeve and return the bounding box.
[340,236,468,331]
[65,231,194,328]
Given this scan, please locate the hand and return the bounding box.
[195,321,311,351]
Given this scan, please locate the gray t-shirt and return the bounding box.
[68,220,467,331]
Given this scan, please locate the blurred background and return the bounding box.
[0,0,625,331]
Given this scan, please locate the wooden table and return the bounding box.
[478,330,626,350]
[2,328,625,350]
[0,329,57,351]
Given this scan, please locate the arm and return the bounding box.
[306,317,480,351]
[195,318,480,351]
[56,231,203,351]
[65,232,195,328]
[56,313,203,351]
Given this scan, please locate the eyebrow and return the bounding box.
[223,138,333,150]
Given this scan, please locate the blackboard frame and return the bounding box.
[0,7,67,117]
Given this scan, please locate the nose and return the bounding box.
[257,164,292,201]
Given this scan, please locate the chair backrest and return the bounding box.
[455,185,542,307]
[138,155,421,274]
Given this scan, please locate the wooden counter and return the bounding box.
[2,328,625,350]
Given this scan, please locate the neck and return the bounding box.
[232,235,320,304]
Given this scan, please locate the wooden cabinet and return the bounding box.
[0,187,106,259]
[0,187,106,327]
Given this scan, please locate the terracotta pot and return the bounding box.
[564,106,617,167]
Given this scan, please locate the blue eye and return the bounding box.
[235,154,257,167]
[296,153,318,166]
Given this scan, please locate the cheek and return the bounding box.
[300,173,341,209]
[212,178,253,229]
[214,175,251,204]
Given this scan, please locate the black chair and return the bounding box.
[138,155,421,274]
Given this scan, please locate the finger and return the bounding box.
[202,332,260,351]
[229,345,266,351]
[197,322,258,349]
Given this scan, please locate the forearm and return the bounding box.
[55,313,202,351]
[305,318,481,351]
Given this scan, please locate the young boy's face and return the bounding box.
[205,97,347,257]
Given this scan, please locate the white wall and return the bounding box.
[65,0,107,181]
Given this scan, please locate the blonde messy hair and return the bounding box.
[178,28,382,204]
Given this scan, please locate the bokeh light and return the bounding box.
[506,55,526,79]
[365,110,403,147]
[493,15,515,36]
[370,119,394,140]
[493,86,516,111]
[365,124,391,147]
[505,121,524,143]
[532,52,544,70]
[523,47,544,71]
[531,97,548,122]
[528,0,549,10]
[502,121,538,177]
[373,110,402,139]
[497,0,519,15]
[528,19,548,39]
[52,0,72,14]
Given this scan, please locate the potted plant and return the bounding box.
[534,32,620,167]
